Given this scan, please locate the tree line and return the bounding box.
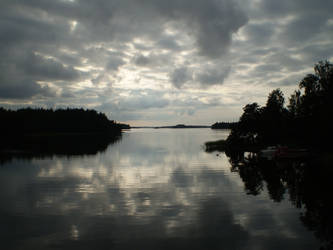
[0,108,129,152]
[225,60,333,150]
[0,107,126,135]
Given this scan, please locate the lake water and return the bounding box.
[0,128,321,249]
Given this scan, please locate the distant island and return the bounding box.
[207,60,333,152]
[132,123,236,129]
[0,108,130,154]
[155,124,210,129]
[133,124,210,129]
[211,122,237,129]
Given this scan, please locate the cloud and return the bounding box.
[170,67,193,88]
[120,95,170,110]
[22,53,81,81]
[241,22,275,46]
[0,78,54,99]
[106,56,126,72]
[1,0,333,124]
[280,14,329,46]
[134,54,151,67]
[156,36,181,51]
[258,0,333,18]
[0,0,248,102]
[95,89,171,121]
[195,65,231,86]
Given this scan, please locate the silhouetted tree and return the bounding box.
[266,88,285,112]
[225,103,262,149]
[224,60,333,150]
[288,90,302,118]
[260,89,290,144]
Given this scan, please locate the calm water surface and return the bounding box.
[0,129,320,249]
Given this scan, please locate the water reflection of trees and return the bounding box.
[226,151,333,250]
[0,134,121,165]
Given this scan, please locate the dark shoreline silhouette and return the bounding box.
[205,61,333,250]
[209,61,333,152]
[132,124,210,129]
[0,108,128,159]
[211,122,237,130]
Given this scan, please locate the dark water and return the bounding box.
[0,129,324,249]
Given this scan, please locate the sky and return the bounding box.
[1,0,333,126]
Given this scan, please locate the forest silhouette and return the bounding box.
[0,108,128,155]
[206,60,333,250]
[215,60,333,151]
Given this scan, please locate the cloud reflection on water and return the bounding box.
[0,129,319,249]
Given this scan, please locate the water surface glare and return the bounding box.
[0,129,319,249]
